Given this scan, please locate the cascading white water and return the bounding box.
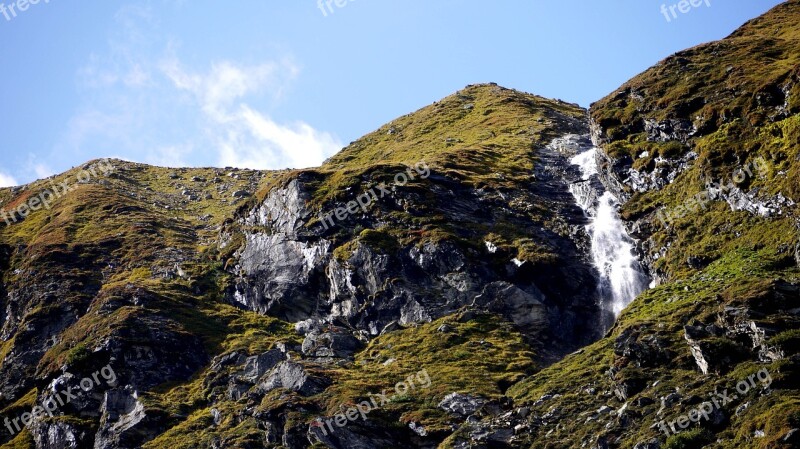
[569,148,648,316]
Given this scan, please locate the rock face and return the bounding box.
[438,393,486,417]
[0,84,627,448]
[231,179,331,321]
[223,98,610,358]
[588,2,800,284]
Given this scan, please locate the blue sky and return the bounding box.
[0,0,785,186]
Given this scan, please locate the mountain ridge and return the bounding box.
[0,2,799,448]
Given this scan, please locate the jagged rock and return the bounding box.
[744,321,785,363]
[657,392,682,415]
[31,421,85,449]
[472,282,547,334]
[210,408,222,426]
[93,389,157,449]
[613,378,648,401]
[258,361,328,396]
[263,421,281,444]
[225,378,250,401]
[684,326,711,375]
[439,393,486,417]
[708,184,795,218]
[209,351,247,374]
[95,317,209,390]
[409,241,465,275]
[231,180,331,322]
[614,327,671,368]
[795,242,800,268]
[408,422,427,436]
[295,319,322,335]
[380,321,402,334]
[716,304,787,364]
[437,324,454,333]
[239,349,286,381]
[274,341,301,354]
[308,423,397,449]
[301,329,363,359]
[644,118,695,143]
[483,428,514,443]
[627,151,698,194]
[181,189,198,201]
[632,439,660,449]
[598,405,613,415]
[233,231,330,321]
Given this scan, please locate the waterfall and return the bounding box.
[569,148,648,316]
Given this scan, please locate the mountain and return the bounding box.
[0,2,798,448]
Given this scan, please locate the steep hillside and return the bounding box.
[489,2,800,449]
[0,85,614,448]
[0,2,798,448]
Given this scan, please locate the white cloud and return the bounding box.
[0,173,18,188]
[21,154,55,182]
[32,164,54,179]
[161,58,341,170]
[234,105,342,168]
[56,3,341,174]
[161,58,291,118]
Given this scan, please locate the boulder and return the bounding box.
[259,361,328,396]
[239,349,286,382]
[301,329,363,359]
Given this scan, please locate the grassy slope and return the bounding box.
[0,87,588,448]
[142,85,590,447]
[3,2,798,443]
[254,84,587,253]
[0,161,298,446]
[592,0,800,279]
[503,2,800,448]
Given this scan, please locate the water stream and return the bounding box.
[569,148,649,316]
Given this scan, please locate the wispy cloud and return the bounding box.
[55,2,341,175]
[0,173,18,188]
[161,58,342,169]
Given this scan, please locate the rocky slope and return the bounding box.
[0,86,616,449]
[0,2,799,448]
[501,2,800,448]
